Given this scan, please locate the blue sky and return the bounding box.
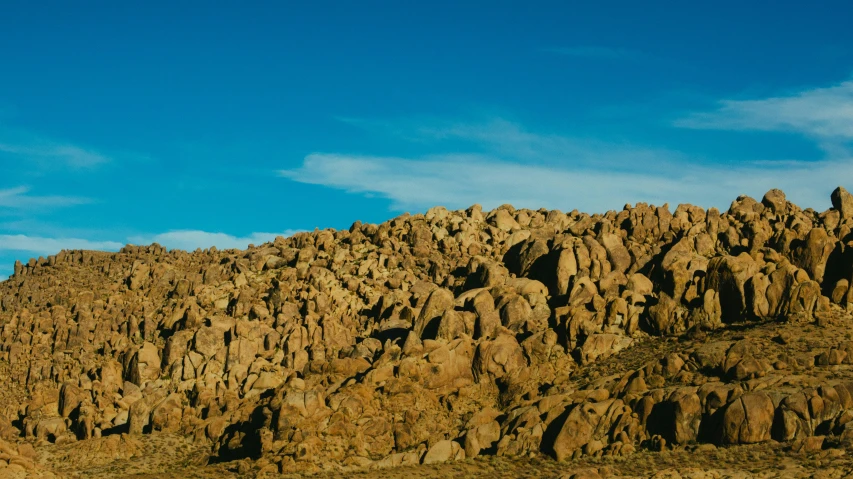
[2,1,853,278]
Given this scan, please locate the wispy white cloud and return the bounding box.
[0,234,123,255]
[0,229,301,279]
[283,113,853,213]
[282,153,675,212]
[340,117,676,170]
[544,46,642,60]
[0,136,110,167]
[284,118,694,212]
[128,230,299,252]
[285,153,853,213]
[0,186,91,209]
[676,80,853,144]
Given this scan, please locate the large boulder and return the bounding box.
[762,188,789,214]
[127,399,151,435]
[463,419,501,457]
[831,186,853,220]
[550,399,628,461]
[598,233,631,274]
[59,382,86,418]
[488,208,520,232]
[578,333,633,364]
[705,254,759,321]
[422,439,465,464]
[472,334,527,382]
[193,323,229,358]
[555,248,579,296]
[772,392,812,441]
[414,288,455,339]
[790,227,834,284]
[718,392,775,444]
[654,388,702,445]
[660,237,708,303]
[645,293,686,335]
[149,393,183,432]
[126,342,161,386]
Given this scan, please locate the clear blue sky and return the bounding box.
[2,1,853,278]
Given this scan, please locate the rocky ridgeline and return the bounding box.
[2,188,853,474]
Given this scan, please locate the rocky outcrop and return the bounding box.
[1,188,853,474]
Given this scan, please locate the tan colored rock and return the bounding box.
[579,334,633,364]
[761,188,788,213]
[551,399,626,461]
[599,233,631,273]
[626,273,654,296]
[149,393,183,432]
[556,248,578,296]
[422,439,465,464]
[498,294,532,332]
[667,389,702,444]
[5,193,853,475]
[463,420,501,457]
[127,399,151,435]
[472,334,527,382]
[705,253,759,320]
[488,209,520,232]
[126,342,161,386]
[719,392,774,444]
[831,186,853,219]
[646,293,685,335]
[59,382,85,418]
[194,324,228,358]
[791,227,834,284]
[661,237,707,303]
[413,288,454,339]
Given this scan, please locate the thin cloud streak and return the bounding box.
[0,230,299,263]
[0,138,110,167]
[339,117,679,171]
[0,235,123,255]
[0,186,91,209]
[285,116,852,212]
[128,230,300,252]
[676,80,853,143]
[282,153,850,214]
[422,118,674,168]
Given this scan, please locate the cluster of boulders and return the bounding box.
[2,187,853,473]
[0,437,39,476]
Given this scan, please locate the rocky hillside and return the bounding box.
[3,188,853,477]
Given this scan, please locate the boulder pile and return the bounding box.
[3,187,853,474]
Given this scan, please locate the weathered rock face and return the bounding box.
[832,186,853,220]
[2,187,853,474]
[706,254,759,321]
[719,392,775,445]
[662,389,702,445]
[126,342,161,386]
[791,228,835,284]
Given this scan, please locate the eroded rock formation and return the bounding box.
[2,188,853,475]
